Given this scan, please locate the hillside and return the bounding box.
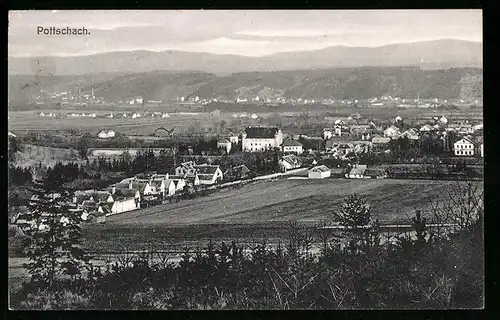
[8,71,216,104]
[189,67,483,100]
[8,39,482,76]
[8,67,482,105]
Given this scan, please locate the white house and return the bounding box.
[395,116,402,122]
[308,165,331,179]
[175,161,197,176]
[384,125,400,138]
[150,179,176,198]
[194,164,224,185]
[347,165,367,179]
[279,155,302,171]
[251,113,259,119]
[282,140,303,155]
[420,124,433,132]
[439,116,448,125]
[98,130,116,139]
[217,139,232,154]
[323,129,333,140]
[169,176,187,192]
[454,138,475,156]
[110,198,139,215]
[242,127,283,152]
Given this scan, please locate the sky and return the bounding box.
[8,10,482,57]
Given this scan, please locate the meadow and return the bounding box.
[8,106,482,137]
[81,178,464,252]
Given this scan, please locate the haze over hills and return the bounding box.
[8,39,482,76]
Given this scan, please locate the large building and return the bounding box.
[454,138,475,156]
[242,127,283,152]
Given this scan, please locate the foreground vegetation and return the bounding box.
[9,181,483,310]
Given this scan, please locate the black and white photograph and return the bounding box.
[8,9,484,310]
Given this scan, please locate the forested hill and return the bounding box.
[8,66,482,105]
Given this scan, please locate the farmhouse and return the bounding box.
[454,138,475,156]
[175,161,197,176]
[110,197,140,216]
[98,130,116,139]
[420,124,434,132]
[279,155,302,171]
[399,129,420,140]
[184,174,201,187]
[282,140,304,155]
[242,127,283,152]
[347,165,367,179]
[217,139,232,154]
[224,165,251,181]
[193,164,224,185]
[168,176,187,192]
[150,179,176,198]
[308,165,331,179]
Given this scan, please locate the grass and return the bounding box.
[12,144,83,168]
[79,178,466,252]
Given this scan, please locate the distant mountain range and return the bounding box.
[8,39,482,76]
[8,66,483,105]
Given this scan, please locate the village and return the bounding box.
[10,108,483,231]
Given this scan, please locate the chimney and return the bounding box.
[165,173,169,180]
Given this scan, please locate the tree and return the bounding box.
[331,194,379,251]
[8,136,21,162]
[76,133,92,160]
[23,178,88,286]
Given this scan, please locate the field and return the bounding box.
[81,178,466,252]
[8,106,482,136]
[12,144,83,168]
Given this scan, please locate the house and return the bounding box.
[242,127,283,152]
[217,139,232,154]
[251,113,259,119]
[282,140,304,155]
[352,141,372,154]
[454,138,475,156]
[224,165,251,181]
[279,155,302,171]
[395,116,402,122]
[150,179,176,198]
[399,129,420,140]
[175,161,197,176]
[371,136,391,145]
[110,197,140,215]
[323,129,333,140]
[168,176,187,192]
[347,165,367,179]
[229,136,239,144]
[130,181,155,195]
[184,174,201,187]
[193,164,224,185]
[384,125,400,138]
[308,165,331,179]
[420,124,434,132]
[439,116,448,125]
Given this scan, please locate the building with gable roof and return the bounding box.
[242,126,283,152]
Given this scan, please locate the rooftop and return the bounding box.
[244,127,279,139]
